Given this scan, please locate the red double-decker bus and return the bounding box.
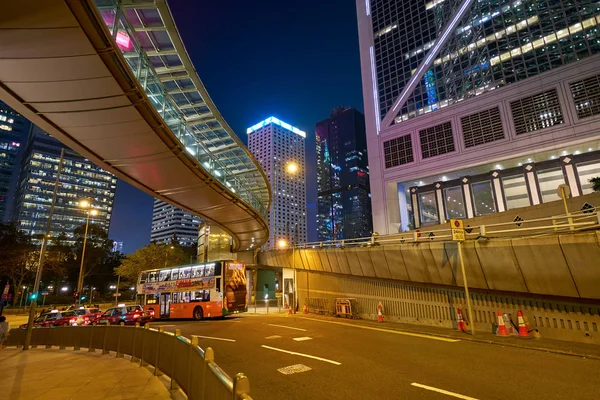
[137,260,247,320]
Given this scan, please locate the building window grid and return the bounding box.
[419,121,455,159]
[383,135,414,168]
[570,73,600,119]
[510,89,564,135]
[460,107,505,148]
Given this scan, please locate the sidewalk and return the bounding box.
[291,313,600,360]
[0,348,175,400]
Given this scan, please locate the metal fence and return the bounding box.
[4,325,252,400]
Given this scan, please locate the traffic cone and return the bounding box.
[456,308,466,332]
[496,309,509,336]
[288,305,293,315]
[377,306,383,322]
[517,310,529,337]
[303,302,308,314]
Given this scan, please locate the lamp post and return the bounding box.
[76,199,98,301]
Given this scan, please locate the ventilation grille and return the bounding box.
[510,89,564,135]
[461,107,504,148]
[570,74,600,119]
[383,135,413,169]
[419,121,455,159]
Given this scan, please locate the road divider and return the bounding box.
[261,345,341,365]
[411,383,480,399]
[267,323,307,332]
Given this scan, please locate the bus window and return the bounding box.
[191,266,204,278]
[180,267,191,279]
[205,264,215,277]
[216,278,221,292]
[148,272,158,282]
[139,272,148,284]
[170,268,179,281]
[159,270,170,282]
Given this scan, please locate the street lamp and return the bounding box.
[76,200,98,300]
[272,161,300,250]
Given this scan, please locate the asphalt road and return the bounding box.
[150,315,600,400]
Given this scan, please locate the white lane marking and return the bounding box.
[278,364,312,375]
[265,335,282,339]
[297,317,460,343]
[261,345,341,365]
[267,323,307,332]
[192,335,236,342]
[411,383,480,399]
[293,337,312,341]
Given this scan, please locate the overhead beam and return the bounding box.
[167,87,197,95]
[178,101,206,110]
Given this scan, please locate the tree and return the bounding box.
[115,242,189,283]
[591,177,600,192]
[72,224,113,284]
[0,223,36,305]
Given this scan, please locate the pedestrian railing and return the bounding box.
[5,325,252,400]
[306,297,330,315]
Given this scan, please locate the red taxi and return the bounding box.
[94,304,154,326]
[19,310,64,328]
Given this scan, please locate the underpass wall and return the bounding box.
[260,231,600,300]
[296,270,600,345]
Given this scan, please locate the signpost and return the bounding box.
[450,219,475,335]
[557,184,574,230]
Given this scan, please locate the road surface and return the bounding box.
[150,315,600,400]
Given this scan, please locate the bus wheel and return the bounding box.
[193,306,204,321]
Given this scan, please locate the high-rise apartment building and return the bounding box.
[12,126,117,242]
[0,101,30,221]
[150,199,201,247]
[357,0,600,233]
[316,107,372,241]
[247,117,307,249]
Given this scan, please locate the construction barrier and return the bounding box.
[4,325,253,400]
[305,297,329,315]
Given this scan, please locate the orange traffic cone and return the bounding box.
[288,305,293,314]
[517,310,529,337]
[496,309,509,336]
[377,306,383,322]
[456,308,466,332]
[303,302,308,314]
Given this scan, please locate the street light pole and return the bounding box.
[24,148,65,350]
[77,207,97,300]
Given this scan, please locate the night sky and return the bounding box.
[109,0,364,253]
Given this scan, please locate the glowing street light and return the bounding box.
[76,200,98,300]
[286,162,298,174]
[278,239,288,249]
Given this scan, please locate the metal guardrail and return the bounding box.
[5,325,252,400]
[305,297,329,315]
[286,210,600,249]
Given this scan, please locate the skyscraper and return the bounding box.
[247,117,306,249]
[150,199,201,247]
[316,107,372,241]
[0,101,30,221]
[357,0,600,233]
[12,126,117,243]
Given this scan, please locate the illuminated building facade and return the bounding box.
[151,199,201,247]
[357,0,600,232]
[247,117,307,249]
[12,126,117,243]
[316,107,372,241]
[0,101,29,221]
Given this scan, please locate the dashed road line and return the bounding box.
[296,317,460,342]
[267,323,307,332]
[411,383,480,399]
[261,345,341,365]
[265,335,282,340]
[293,337,312,341]
[192,335,236,342]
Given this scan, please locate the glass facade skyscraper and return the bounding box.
[0,101,30,221]
[317,107,372,241]
[151,199,201,247]
[12,126,117,243]
[357,0,600,234]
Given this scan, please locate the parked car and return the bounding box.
[52,310,81,326]
[94,304,154,326]
[19,311,64,328]
[72,307,102,325]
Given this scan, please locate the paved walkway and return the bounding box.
[1,348,174,400]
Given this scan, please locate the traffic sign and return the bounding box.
[450,219,465,242]
[113,293,122,297]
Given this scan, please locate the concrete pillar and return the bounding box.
[561,155,581,197]
[410,187,420,228]
[386,181,401,234]
[435,182,446,224]
[461,177,474,218]
[491,171,506,212]
[397,183,410,232]
[524,163,540,205]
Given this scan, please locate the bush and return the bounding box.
[591,177,600,192]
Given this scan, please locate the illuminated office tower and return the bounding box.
[12,126,117,243]
[150,199,201,247]
[0,101,30,220]
[357,0,600,233]
[247,117,307,249]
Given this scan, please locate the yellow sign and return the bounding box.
[450,219,465,242]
